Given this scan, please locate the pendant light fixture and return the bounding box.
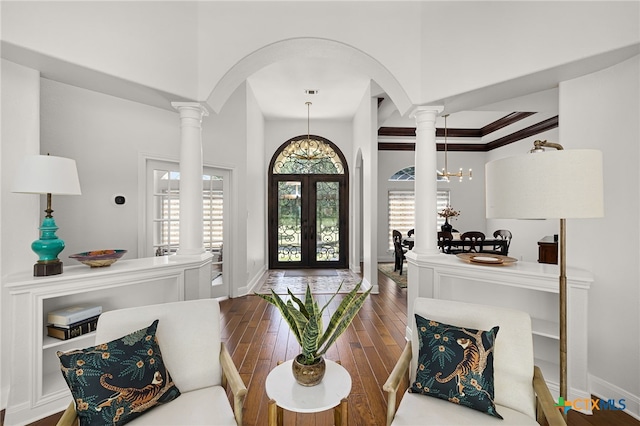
[441,114,472,182]
[290,101,322,161]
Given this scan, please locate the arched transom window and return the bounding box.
[272,137,345,175]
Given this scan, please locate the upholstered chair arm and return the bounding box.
[533,366,566,426]
[55,401,77,426]
[220,342,248,425]
[382,341,412,426]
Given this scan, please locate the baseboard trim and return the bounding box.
[360,276,377,294]
[589,374,640,420]
[240,266,268,297]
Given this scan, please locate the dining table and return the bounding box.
[439,238,508,255]
[403,235,509,255]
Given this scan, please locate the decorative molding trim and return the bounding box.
[379,127,415,137]
[481,111,536,135]
[378,114,558,152]
[485,116,558,151]
[589,374,640,421]
[242,265,268,297]
[436,143,486,152]
[436,128,482,138]
[378,142,416,151]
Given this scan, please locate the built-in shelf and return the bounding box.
[42,332,96,350]
[4,253,213,426]
[531,318,560,340]
[406,253,592,403]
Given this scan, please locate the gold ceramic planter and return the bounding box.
[292,355,326,386]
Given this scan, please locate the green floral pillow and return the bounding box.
[57,320,181,426]
[410,314,502,419]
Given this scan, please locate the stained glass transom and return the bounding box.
[273,138,344,174]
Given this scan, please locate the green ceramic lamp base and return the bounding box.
[32,216,65,276]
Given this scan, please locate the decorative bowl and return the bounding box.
[69,249,127,267]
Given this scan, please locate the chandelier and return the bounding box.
[286,102,328,161]
[441,114,472,182]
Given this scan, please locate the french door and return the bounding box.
[269,175,348,268]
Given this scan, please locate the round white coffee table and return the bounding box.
[265,359,352,425]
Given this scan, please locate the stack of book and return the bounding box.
[47,305,102,340]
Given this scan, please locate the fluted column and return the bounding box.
[411,106,443,257]
[171,102,209,255]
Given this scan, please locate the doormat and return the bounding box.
[378,263,407,288]
[284,270,338,277]
[256,269,361,294]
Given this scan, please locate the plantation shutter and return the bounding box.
[388,190,450,250]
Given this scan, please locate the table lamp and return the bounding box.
[12,154,82,276]
[485,141,604,403]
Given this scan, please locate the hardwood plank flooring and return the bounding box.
[18,266,640,426]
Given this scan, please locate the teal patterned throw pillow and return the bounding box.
[410,314,502,419]
[57,320,180,426]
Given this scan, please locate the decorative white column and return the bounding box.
[171,102,209,255]
[410,106,443,257]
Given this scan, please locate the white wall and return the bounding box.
[202,83,249,296]
[353,87,378,292]
[1,1,199,99]
[5,2,637,111]
[436,151,489,234]
[560,56,640,413]
[0,59,41,409]
[40,79,181,259]
[486,129,560,263]
[419,1,640,103]
[197,1,422,104]
[246,85,267,283]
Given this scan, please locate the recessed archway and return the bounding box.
[204,37,407,293]
[204,37,412,117]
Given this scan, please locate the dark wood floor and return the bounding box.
[18,266,640,425]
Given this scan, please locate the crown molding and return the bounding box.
[378,113,557,152]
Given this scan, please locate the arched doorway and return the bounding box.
[268,135,349,269]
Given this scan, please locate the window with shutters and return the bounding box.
[387,189,450,250]
[149,163,224,258]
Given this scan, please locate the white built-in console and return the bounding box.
[406,253,592,403]
[4,253,212,426]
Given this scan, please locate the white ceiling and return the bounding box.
[247,57,372,121]
[245,45,639,146]
[246,56,558,145]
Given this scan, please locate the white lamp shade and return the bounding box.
[486,149,603,219]
[12,155,82,195]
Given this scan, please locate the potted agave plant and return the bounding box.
[257,281,371,386]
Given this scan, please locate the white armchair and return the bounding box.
[383,297,565,426]
[56,299,246,425]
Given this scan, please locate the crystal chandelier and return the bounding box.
[441,114,472,182]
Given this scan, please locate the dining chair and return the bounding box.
[392,230,407,275]
[392,229,402,244]
[437,231,454,254]
[461,231,485,253]
[494,229,512,254]
[483,229,512,255]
